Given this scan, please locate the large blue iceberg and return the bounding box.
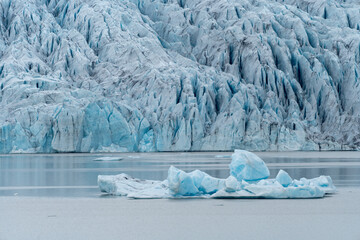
[98,150,336,199]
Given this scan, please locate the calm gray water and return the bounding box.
[0,152,360,197]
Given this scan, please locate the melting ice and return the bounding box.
[98,150,336,199]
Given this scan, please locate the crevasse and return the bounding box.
[0,0,359,153]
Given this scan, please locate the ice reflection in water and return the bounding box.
[0,153,359,197]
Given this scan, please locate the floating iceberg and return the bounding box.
[229,150,270,181]
[98,174,169,199]
[98,150,336,199]
[93,157,124,161]
[168,166,226,196]
[276,169,293,187]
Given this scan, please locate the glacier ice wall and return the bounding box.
[0,0,360,153]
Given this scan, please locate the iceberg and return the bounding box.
[229,150,270,181]
[98,150,336,199]
[276,169,293,187]
[98,173,169,198]
[167,166,200,196]
[224,176,240,192]
[167,166,225,196]
[93,157,124,161]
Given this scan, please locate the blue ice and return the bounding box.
[98,150,336,199]
[229,150,270,181]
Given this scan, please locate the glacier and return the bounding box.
[0,0,360,153]
[97,150,336,198]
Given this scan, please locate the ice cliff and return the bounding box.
[0,0,360,153]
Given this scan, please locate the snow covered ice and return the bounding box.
[98,150,336,199]
[1,0,360,153]
[98,173,169,198]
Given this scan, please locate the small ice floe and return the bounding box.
[98,150,336,199]
[214,155,231,158]
[94,157,124,161]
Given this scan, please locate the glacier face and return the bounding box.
[0,0,360,153]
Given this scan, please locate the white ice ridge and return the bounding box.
[1,0,360,153]
[98,150,336,199]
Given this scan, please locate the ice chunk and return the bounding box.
[244,185,324,199]
[98,174,143,196]
[167,166,226,196]
[127,180,170,199]
[224,176,240,192]
[229,150,270,181]
[94,157,124,161]
[276,170,293,187]
[215,155,231,158]
[98,170,333,199]
[212,185,325,199]
[211,189,255,198]
[98,151,336,199]
[167,166,199,196]
[198,175,225,194]
[188,169,207,189]
[293,175,336,193]
[98,174,168,198]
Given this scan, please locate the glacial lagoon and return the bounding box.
[0,152,359,197]
[1,152,360,240]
